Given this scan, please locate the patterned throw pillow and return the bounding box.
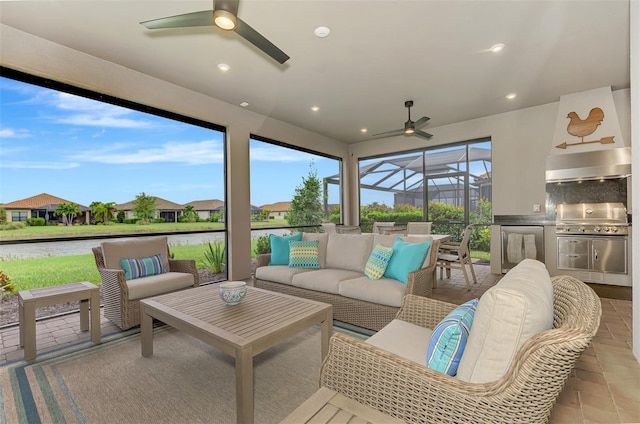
[364,244,394,280]
[426,298,479,376]
[120,254,167,280]
[288,240,321,269]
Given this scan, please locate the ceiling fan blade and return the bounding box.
[235,18,290,64]
[370,128,404,139]
[141,11,214,29]
[415,129,433,139]
[413,116,431,128]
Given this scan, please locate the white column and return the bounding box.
[630,0,639,362]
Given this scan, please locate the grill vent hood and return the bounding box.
[545,147,631,182]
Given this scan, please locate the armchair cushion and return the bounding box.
[366,319,432,365]
[457,259,553,383]
[127,272,195,300]
[427,298,478,376]
[120,254,167,280]
[101,236,170,272]
[384,238,431,283]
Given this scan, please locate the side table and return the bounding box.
[19,281,101,361]
[281,387,403,424]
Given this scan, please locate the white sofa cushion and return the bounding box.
[366,319,432,365]
[339,276,407,307]
[456,259,554,383]
[292,269,363,294]
[255,265,315,285]
[326,233,374,273]
[101,236,170,272]
[126,272,194,300]
[302,232,329,268]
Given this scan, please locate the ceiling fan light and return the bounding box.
[214,9,236,30]
[404,127,415,134]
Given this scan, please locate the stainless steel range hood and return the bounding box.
[545,147,631,182]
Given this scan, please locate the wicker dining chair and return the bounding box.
[319,275,601,424]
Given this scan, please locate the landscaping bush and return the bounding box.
[0,222,26,231]
[0,208,6,225]
[154,218,165,223]
[202,241,225,273]
[122,218,141,224]
[0,270,17,297]
[208,213,220,223]
[254,235,271,255]
[26,217,46,226]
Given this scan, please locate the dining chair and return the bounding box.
[406,222,432,235]
[437,224,477,290]
[321,223,337,234]
[372,222,395,234]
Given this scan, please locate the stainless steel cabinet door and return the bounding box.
[592,237,627,274]
[557,237,589,270]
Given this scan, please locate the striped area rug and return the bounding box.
[0,322,371,424]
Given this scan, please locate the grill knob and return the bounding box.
[593,226,601,232]
[578,226,585,232]
[610,227,619,233]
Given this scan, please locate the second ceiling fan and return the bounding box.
[140,0,290,64]
[371,101,433,140]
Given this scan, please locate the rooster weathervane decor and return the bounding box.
[556,107,615,149]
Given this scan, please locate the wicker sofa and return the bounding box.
[92,236,199,330]
[254,232,439,331]
[319,260,601,423]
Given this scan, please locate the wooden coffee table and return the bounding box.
[140,285,333,424]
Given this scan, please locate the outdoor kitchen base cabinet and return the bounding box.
[557,236,627,274]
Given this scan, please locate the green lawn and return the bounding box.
[0,241,261,292]
[0,220,290,241]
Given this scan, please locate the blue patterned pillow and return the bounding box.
[120,254,167,280]
[288,240,320,269]
[269,232,303,265]
[364,244,394,280]
[427,298,479,376]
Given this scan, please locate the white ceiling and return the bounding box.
[0,1,631,144]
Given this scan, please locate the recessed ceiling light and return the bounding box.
[240,102,249,107]
[490,43,505,53]
[314,26,331,38]
[361,128,367,133]
[505,93,517,100]
[311,106,320,112]
[217,63,230,72]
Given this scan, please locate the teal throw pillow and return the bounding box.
[269,232,303,265]
[364,244,394,280]
[426,298,478,376]
[383,237,431,283]
[120,254,167,280]
[288,240,320,269]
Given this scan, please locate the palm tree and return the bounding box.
[54,202,81,226]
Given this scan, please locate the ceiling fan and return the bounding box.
[140,0,290,64]
[371,101,433,140]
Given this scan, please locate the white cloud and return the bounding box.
[0,128,31,138]
[1,161,79,170]
[53,92,151,129]
[68,140,224,165]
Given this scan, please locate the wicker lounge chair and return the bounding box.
[319,275,601,423]
[92,237,199,330]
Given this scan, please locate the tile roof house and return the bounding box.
[0,193,90,224]
[260,202,291,219]
[184,199,225,221]
[116,196,184,223]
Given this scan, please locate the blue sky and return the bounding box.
[0,77,340,207]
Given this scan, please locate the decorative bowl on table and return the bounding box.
[219,281,247,305]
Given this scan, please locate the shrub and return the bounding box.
[208,213,220,223]
[154,218,165,223]
[116,211,125,223]
[254,235,271,255]
[0,222,26,231]
[202,241,226,273]
[26,217,46,226]
[0,270,17,297]
[0,208,6,224]
[122,218,141,224]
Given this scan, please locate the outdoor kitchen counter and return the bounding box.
[493,215,556,226]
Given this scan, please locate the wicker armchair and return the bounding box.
[319,275,601,423]
[92,243,199,330]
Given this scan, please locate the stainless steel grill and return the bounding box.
[555,202,629,235]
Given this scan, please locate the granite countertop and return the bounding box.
[493,215,556,226]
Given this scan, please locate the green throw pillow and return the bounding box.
[289,240,320,269]
[269,232,303,265]
[383,237,431,283]
[364,244,394,280]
